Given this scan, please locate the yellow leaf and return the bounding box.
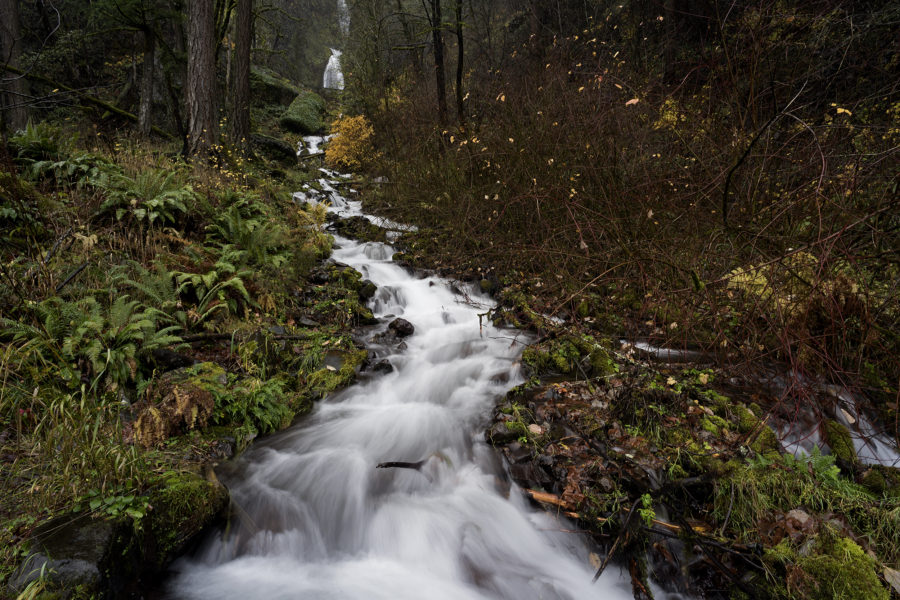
[666,377,677,386]
[698,373,709,385]
[836,107,852,116]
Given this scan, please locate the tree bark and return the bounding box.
[230,0,252,152]
[186,0,218,157]
[0,0,29,133]
[454,0,464,124]
[139,29,156,136]
[427,0,447,124]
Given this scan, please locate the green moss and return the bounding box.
[303,348,367,399]
[764,530,888,600]
[749,421,780,454]
[522,334,616,379]
[146,473,227,568]
[250,65,302,106]
[280,91,326,134]
[735,404,759,434]
[860,466,900,498]
[700,416,720,435]
[576,299,590,317]
[823,420,858,464]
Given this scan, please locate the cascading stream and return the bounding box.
[166,155,636,600]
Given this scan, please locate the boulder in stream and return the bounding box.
[388,318,415,338]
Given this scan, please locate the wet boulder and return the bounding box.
[358,280,377,302]
[8,514,119,597]
[388,318,415,338]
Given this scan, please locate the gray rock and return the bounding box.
[358,280,377,301]
[371,359,393,373]
[8,513,118,597]
[488,421,519,444]
[388,318,415,337]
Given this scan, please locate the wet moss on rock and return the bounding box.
[144,473,229,570]
[763,530,889,600]
[280,91,326,134]
[522,334,616,379]
[823,419,858,464]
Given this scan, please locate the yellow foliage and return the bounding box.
[325,115,378,170]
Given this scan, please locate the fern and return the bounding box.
[171,248,254,330]
[98,170,194,227]
[113,261,187,331]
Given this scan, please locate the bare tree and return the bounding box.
[186,0,218,156]
[423,0,447,124]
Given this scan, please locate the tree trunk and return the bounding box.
[230,0,252,152]
[139,29,156,136]
[454,0,464,124]
[0,0,29,133]
[427,0,447,124]
[186,0,218,157]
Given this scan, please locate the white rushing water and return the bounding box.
[337,0,350,36]
[166,156,635,600]
[323,48,344,90]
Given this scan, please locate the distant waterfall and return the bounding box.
[337,0,350,36]
[323,0,349,90]
[323,48,344,90]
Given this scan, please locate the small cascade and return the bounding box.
[323,48,344,90]
[166,143,637,600]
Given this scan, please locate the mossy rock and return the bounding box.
[329,215,387,243]
[860,465,900,498]
[823,419,858,464]
[522,334,616,379]
[144,472,229,570]
[763,531,889,600]
[302,347,367,400]
[280,91,326,134]
[250,65,302,106]
[249,133,297,164]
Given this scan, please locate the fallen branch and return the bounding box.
[55,261,89,293]
[376,460,426,470]
[522,489,710,534]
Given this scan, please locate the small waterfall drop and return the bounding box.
[323,48,344,90]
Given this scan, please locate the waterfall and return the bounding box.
[323,48,344,90]
[338,0,350,36]
[322,0,349,90]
